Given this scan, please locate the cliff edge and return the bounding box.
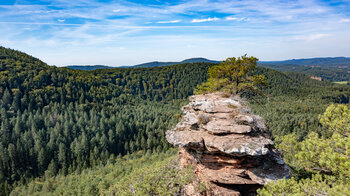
[166,93,290,196]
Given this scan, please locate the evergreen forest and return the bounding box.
[0,46,349,195]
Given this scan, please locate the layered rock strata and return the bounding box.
[166,93,290,196]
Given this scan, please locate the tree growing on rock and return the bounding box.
[195,55,267,95]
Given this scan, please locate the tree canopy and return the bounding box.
[258,104,350,195]
[195,55,267,95]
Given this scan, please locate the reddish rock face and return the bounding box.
[166,93,290,196]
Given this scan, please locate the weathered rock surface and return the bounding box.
[166,93,290,196]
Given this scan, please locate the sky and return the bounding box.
[0,0,350,66]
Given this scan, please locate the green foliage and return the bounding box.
[10,150,192,196]
[319,104,350,136]
[258,104,350,195]
[196,55,267,95]
[333,81,348,85]
[276,131,350,178]
[109,154,194,195]
[258,175,350,196]
[248,67,350,140]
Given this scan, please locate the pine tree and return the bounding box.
[2,88,12,106]
[196,55,267,95]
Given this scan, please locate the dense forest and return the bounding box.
[0,46,349,195]
[0,46,211,195]
[260,63,350,83]
[10,150,193,195]
[249,68,349,140]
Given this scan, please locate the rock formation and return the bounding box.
[166,93,290,196]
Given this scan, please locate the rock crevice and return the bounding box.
[166,93,290,196]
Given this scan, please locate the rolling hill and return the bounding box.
[260,57,350,67]
[65,65,113,70]
[64,58,220,70]
[64,57,350,71]
[123,57,220,68]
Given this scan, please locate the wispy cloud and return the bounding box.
[294,33,331,41]
[0,0,349,65]
[225,16,245,21]
[0,21,78,26]
[156,20,181,24]
[339,18,350,22]
[192,17,219,23]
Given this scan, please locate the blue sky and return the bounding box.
[0,0,350,66]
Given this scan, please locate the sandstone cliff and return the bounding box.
[166,93,290,196]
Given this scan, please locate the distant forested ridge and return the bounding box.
[122,57,220,68]
[260,57,350,67]
[64,57,220,70]
[0,46,349,195]
[65,65,113,70]
[65,57,350,85]
[259,57,350,82]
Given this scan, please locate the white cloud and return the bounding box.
[191,17,219,23]
[0,21,77,26]
[1,0,350,66]
[225,16,245,21]
[309,33,330,41]
[156,20,181,24]
[340,18,350,22]
[310,34,329,40]
[294,33,330,41]
[186,44,196,48]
